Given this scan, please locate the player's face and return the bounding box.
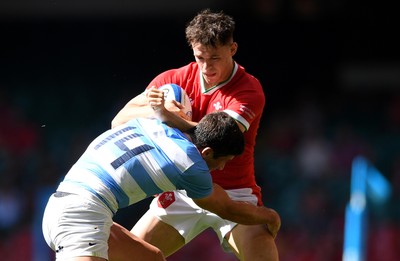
[192,42,237,88]
[205,155,235,171]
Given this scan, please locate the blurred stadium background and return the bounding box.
[0,0,399,260]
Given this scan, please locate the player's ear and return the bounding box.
[230,42,238,56]
[200,147,214,160]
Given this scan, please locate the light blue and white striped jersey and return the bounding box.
[56,118,212,214]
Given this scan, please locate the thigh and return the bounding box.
[131,209,185,257]
[108,222,165,261]
[133,191,226,250]
[227,224,279,261]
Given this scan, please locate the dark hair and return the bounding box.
[191,112,244,158]
[185,9,235,48]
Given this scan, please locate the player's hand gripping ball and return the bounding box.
[158,84,192,120]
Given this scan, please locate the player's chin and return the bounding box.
[204,75,218,85]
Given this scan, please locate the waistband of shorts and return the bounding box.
[54,184,118,215]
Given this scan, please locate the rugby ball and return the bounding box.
[158,84,192,120]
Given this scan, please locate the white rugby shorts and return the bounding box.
[148,188,258,246]
[42,192,113,260]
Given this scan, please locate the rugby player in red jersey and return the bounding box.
[111,9,280,261]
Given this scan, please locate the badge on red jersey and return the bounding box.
[157,192,176,208]
[213,101,223,111]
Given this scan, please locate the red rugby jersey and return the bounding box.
[147,62,266,204]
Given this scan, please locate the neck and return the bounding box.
[204,60,235,90]
[183,133,192,142]
[183,126,196,143]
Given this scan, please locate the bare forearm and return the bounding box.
[220,203,281,237]
[112,105,154,128]
[194,184,281,237]
[154,109,196,132]
[111,94,153,128]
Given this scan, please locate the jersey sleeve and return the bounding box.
[146,63,197,90]
[178,158,213,199]
[223,86,265,131]
[147,70,176,89]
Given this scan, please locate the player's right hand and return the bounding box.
[146,87,188,120]
[146,87,165,111]
[265,208,281,238]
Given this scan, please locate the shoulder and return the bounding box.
[150,63,199,87]
[173,62,199,77]
[236,63,263,90]
[180,163,213,199]
[229,64,265,102]
[162,62,198,75]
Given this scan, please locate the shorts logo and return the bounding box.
[157,192,175,209]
